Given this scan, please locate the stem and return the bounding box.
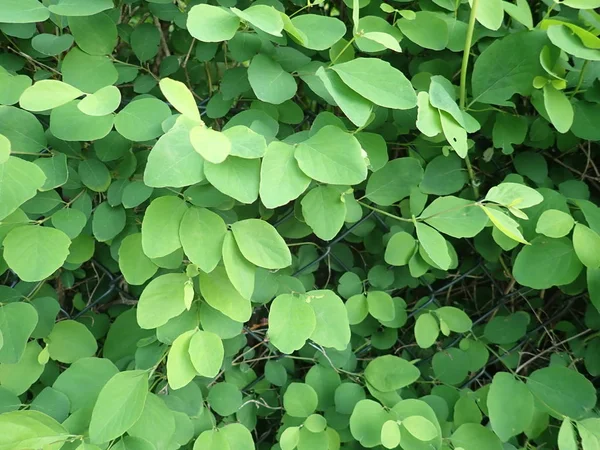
[459,0,481,199]
[329,37,356,66]
[357,200,413,222]
[570,60,588,99]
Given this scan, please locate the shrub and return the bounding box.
[0,0,600,449]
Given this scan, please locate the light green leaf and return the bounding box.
[472,0,503,30]
[503,0,533,29]
[137,273,189,329]
[415,222,452,270]
[207,382,242,416]
[451,423,503,450]
[189,126,231,164]
[0,134,9,164]
[68,12,117,56]
[0,107,46,154]
[283,383,318,417]
[0,157,46,220]
[31,33,74,56]
[231,219,291,270]
[46,320,97,364]
[204,156,260,204]
[187,5,240,42]
[142,196,188,259]
[159,78,201,123]
[118,233,158,286]
[307,290,351,351]
[397,11,448,50]
[0,411,68,450]
[416,92,443,137]
[3,226,70,282]
[487,372,534,441]
[558,419,578,450]
[350,399,390,447]
[48,0,113,16]
[19,80,83,112]
[574,223,600,268]
[543,84,573,133]
[180,207,227,273]
[381,420,401,449]
[331,58,417,110]
[223,125,267,159]
[385,232,417,266]
[363,32,401,52]
[222,232,255,299]
[188,330,224,378]
[439,111,468,158]
[365,355,420,392]
[259,141,311,208]
[561,0,600,7]
[301,185,346,241]
[485,182,543,209]
[127,393,175,449]
[402,415,438,441]
[199,267,252,322]
[50,100,114,142]
[367,291,395,322]
[281,426,300,450]
[0,341,45,396]
[421,196,488,238]
[0,0,49,23]
[61,48,118,94]
[115,98,171,142]
[78,86,121,116]
[289,15,346,50]
[231,5,283,37]
[89,371,149,444]
[33,153,68,191]
[167,330,197,390]
[415,313,439,349]
[131,23,160,62]
[0,303,38,364]
[268,294,316,354]
[535,209,574,238]
[248,54,296,105]
[92,202,126,242]
[295,125,367,185]
[366,158,423,206]
[481,205,528,244]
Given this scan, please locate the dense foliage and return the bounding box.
[1,0,600,449]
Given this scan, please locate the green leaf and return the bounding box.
[68,12,117,56]
[0,303,38,364]
[128,393,175,449]
[558,419,578,450]
[78,86,121,116]
[204,156,260,204]
[385,232,416,266]
[450,423,503,450]
[543,84,573,133]
[131,23,160,62]
[367,291,395,322]
[115,98,171,142]
[193,429,230,450]
[0,107,46,155]
[187,5,240,42]
[223,125,267,159]
[199,267,252,322]
[366,158,423,206]
[92,202,125,242]
[0,341,45,396]
[268,294,316,354]
[316,67,373,127]
[34,153,68,191]
[284,383,318,417]
[19,80,83,112]
[416,222,451,270]
[50,101,114,142]
[471,31,547,105]
[435,307,472,333]
[350,399,390,447]
[179,207,227,273]
[231,5,283,36]
[189,126,231,164]
[473,0,503,30]
[159,78,201,123]
[46,320,98,363]
[259,141,311,208]
[248,54,297,105]
[526,366,596,419]
[421,196,488,238]
[0,134,9,164]
[365,355,420,392]
[513,237,583,289]
[62,48,118,94]
[307,290,351,351]
[381,420,401,449]
[289,15,346,50]
[281,426,300,450]
[439,111,468,158]
[222,232,255,299]
[207,382,242,416]
[415,313,439,349]
[231,219,291,270]
[89,370,149,444]
[48,0,113,16]
[137,273,189,329]
[416,92,443,137]
[402,415,438,441]
[0,156,46,221]
[332,58,417,110]
[487,373,534,441]
[0,411,68,450]
[0,0,49,23]
[397,11,449,50]
[118,233,158,286]
[301,185,346,241]
[142,196,188,259]
[574,223,600,268]
[3,226,70,282]
[167,330,197,390]
[188,330,224,378]
[503,0,533,29]
[31,33,74,56]
[295,125,367,185]
[481,205,528,244]
[345,294,369,325]
[535,209,574,238]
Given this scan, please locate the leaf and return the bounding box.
[284,383,318,417]
[513,236,583,289]
[397,11,449,50]
[68,12,117,56]
[127,394,175,449]
[0,303,38,364]
[0,107,46,155]
[51,101,114,142]
[188,330,224,378]
[0,134,9,164]
[543,84,573,133]
[259,141,311,208]
[159,78,201,123]
[0,156,46,220]
[48,0,113,16]
[367,291,395,322]
[535,209,574,238]
[486,182,543,209]
[450,423,503,450]
[421,196,488,238]
[0,411,69,450]
[473,0,504,30]
[471,31,547,105]
[131,23,160,62]
[268,294,316,354]
[493,113,528,154]
[558,419,578,450]
[231,219,291,269]
[364,355,420,392]
[46,320,98,364]
[199,267,252,322]
[307,290,351,351]
[189,126,231,164]
[281,427,300,450]
[118,233,158,286]
[362,32,401,52]
[167,330,197,390]
[381,420,401,449]
[350,399,390,447]
[385,232,417,266]
[289,15,346,50]
[204,156,260,204]
[32,33,74,56]
[526,366,596,419]
[415,313,439,349]
[78,86,121,116]
[137,273,189,329]
[402,415,438,441]
[34,152,68,191]
[295,125,367,185]
[187,5,240,42]
[3,226,70,282]
[19,80,83,112]
[416,92,443,137]
[61,48,118,94]
[142,196,188,259]
[248,54,297,105]
[435,307,472,332]
[481,205,528,244]
[0,0,49,23]
[439,111,468,158]
[207,382,242,416]
[316,67,373,127]
[574,223,600,268]
[487,372,534,441]
[331,58,417,110]
[222,232,255,299]
[180,207,227,273]
[0,341,45,396]
[415,222,452,270]
[503,0,533,29]
[366,158,423,206]
[92,202,126,242]
[231,5,284,37]
[301,185,346,241]
[89,371,149,444]
[223,125,267,159]
[115,98,171,142]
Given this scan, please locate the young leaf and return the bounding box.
[268,294,316,354]
[230,219,291,270]
[188,330,224,378]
